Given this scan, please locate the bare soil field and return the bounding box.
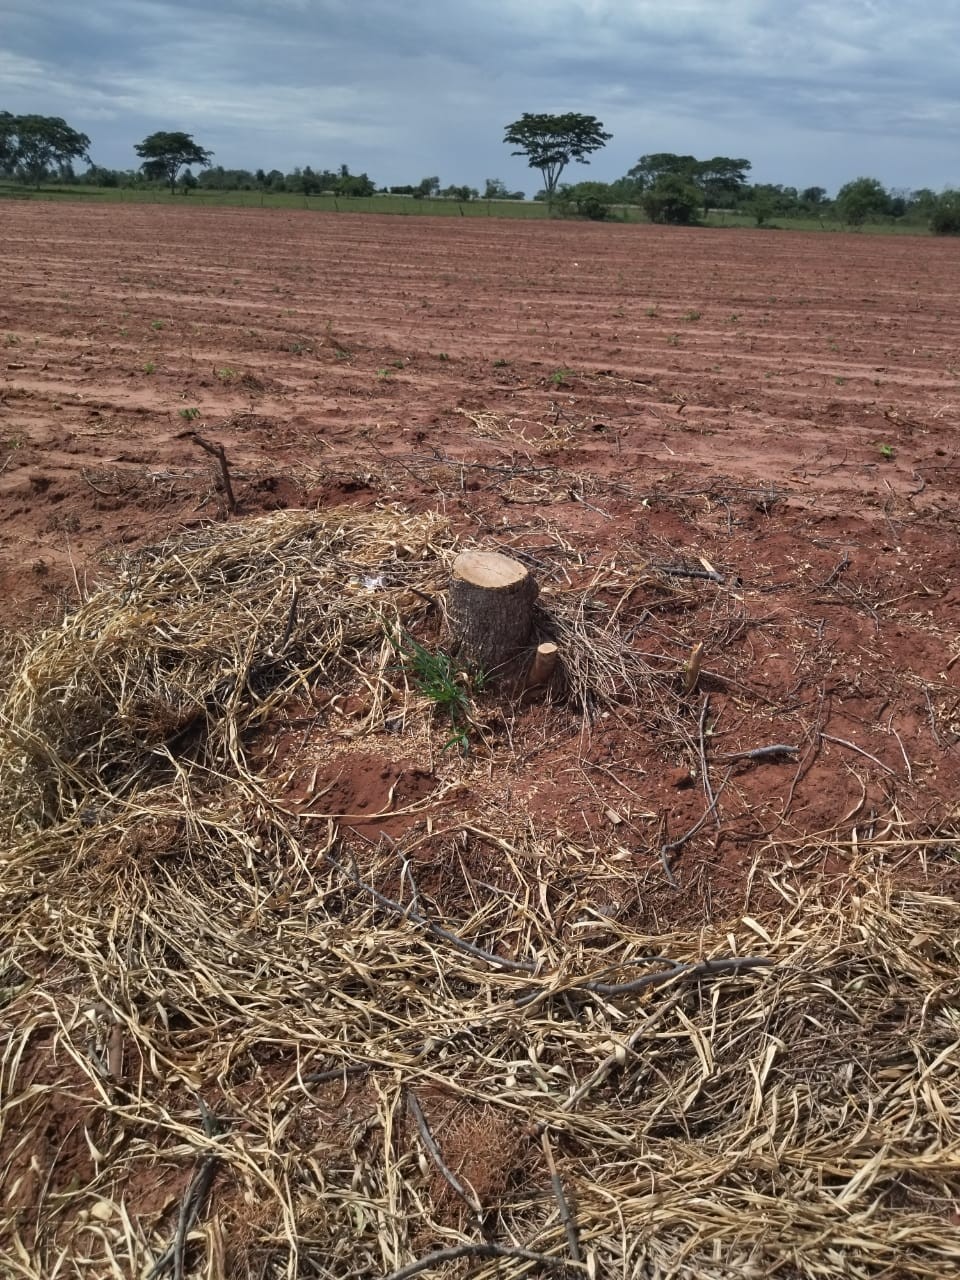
[2,204,960,1278]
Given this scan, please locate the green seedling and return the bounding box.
[682,309,702,322]
[142,361,156,374]
[667,334,680,347]
[549,367,573,388]
[151,320,164,331]
[389,630,484,753]
[443,727,472,754]
[324,320,350,358]
[879,443,895,460]
[216,366,237,382]
[405,641,469,717]
[178,407,201,421]
[493,358,510,368]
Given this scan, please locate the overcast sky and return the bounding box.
[3,0,959,195]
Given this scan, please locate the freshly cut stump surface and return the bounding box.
[448,550,538,675]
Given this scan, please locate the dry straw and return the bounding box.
[0,507,452,829]
[2,506,960,1279]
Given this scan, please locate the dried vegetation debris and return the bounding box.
[0,506,452,829]
[1,506,960,1279]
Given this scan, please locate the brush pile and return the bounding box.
[2,507,959,1279]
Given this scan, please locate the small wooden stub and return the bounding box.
[448,550,538,676]
[682,640,704,695]
[526,641,559,688]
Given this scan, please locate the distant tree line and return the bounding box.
[67,163,512,202]
[545,154,960,234]
[4,109,960,235]
[501,115,960,234]
[0,114,521,203]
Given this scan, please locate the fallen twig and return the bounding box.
[277,582,299,654]
[888,723,914,784]
[658,769,732,883]
[818,553,850,589]
[821,733,897,776]
[658,842,678,888]
[581,954,773,998]
[657,564,724,583]
[323,850,538,974]
[382,1242,577,1280]
[925,688,945,748]
[149,1103,223,1280]
[698,695,717,824]
[408,1090,482,1216]
[720,744,799,762]
[81,469,119,497]
[541,1130,582,1264]
[560,992,686,1114]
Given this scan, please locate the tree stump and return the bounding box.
[526,641,559,688]
[448,551,538,676]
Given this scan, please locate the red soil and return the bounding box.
[2,203,960,915]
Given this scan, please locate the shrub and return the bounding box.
[557,180,614,221]
[930,190,960,235]
[835,176,889,227]
[641,174,701,225]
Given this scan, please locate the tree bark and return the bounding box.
[448,551,538,676]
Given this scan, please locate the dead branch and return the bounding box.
[721,744,799,762]
[323,850,538,974]
[382,1242,577,1280]
[408,1090,482,1216]
[581,954,773,999]
[185,431,237,514]
[149,1105,222,1280]
[659,769,732,881]
[657,564,725,584]
[821,733,897,776]
[698,695,717,823]
[541,1130,582,1264]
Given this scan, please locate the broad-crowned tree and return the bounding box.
[12,115,91,186]
[134,131,213,193]
[504,113,611,206]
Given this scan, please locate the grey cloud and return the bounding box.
[2,1,960,192]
